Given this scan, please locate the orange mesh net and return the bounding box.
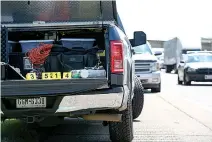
[27,43,53,65]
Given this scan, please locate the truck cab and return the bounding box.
[131,40,161,93]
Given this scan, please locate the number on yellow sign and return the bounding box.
[26,73,37,80]
[63,72,72,79]
[53,72,61,79]
[42,73,50,79]
[42,72,61,80]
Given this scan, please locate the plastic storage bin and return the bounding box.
[60,38,96,50]
[8,41,18,53]
[19,40,54,53]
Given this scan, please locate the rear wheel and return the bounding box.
[183,73,191,85]
[178,75,183,85]
[109,97,133,142]
[174,69,178,74]
[166,66,172,73]
[132,76,144,119]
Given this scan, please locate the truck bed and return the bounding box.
[1,78,108,97]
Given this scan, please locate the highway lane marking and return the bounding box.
[182,98,212,113]
[158,95,212,132]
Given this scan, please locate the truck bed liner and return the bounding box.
[1,78,108,97]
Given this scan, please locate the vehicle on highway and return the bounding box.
[131,40,162,92]
[187,51,212,54]
[182,47,201,54]
[177,52,212,85]
[152,48,165,69]
[1,1,145,142]
[164,37,202,73]
[164,37,183,73]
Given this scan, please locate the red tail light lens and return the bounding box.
[110,40,124,73]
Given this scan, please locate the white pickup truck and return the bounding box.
[132,42,161,92]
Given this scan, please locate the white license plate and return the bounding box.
[205,75,212,79]
[16,97,46,108]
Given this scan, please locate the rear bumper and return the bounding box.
[1,87,124,118]
[136,71,161,89]
[142,83,160,89]
[187,73,212,82]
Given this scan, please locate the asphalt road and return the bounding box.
[1,71,212,142]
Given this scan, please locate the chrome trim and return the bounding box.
[56,91,123,113]
[118,85,130,111]
[2,21,116,28]
[135,60,156,74]
[136,71,161,84]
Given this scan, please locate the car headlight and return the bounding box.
[152,62,160,72]
[187,68,196,72]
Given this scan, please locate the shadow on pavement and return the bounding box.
[143,89,161,94]
[133,120,141,122]
[178,83,212,87]
[190,84,212,86]
[1,118,111,142]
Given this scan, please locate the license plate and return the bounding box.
[205,75,212,79]
[16,97,46,108]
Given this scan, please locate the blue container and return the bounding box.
[19,40,54,53]
[8,41,18,53]
[60,38,96,50]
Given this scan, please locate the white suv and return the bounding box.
[132,42,161,92]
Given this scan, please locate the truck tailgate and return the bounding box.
[1,78,108,97]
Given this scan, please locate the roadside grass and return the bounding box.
[1,119,37,142]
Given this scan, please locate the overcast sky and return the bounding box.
[116,0,212,47]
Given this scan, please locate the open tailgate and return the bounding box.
[1,0,117,27]
[1,79,108,97]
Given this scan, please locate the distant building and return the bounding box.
[147,40,165,49]
[201,38,212,51]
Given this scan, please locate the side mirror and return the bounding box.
[131,49,135,55]
[133,31,146,46]
[154,51,162,56]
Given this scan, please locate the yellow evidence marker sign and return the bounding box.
[26,73,37,80]
[42,72,61,80]
[62,72,72,79]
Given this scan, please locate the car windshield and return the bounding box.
[187,54,212,63]
[133,44,153,55]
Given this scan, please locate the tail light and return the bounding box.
[110,40,124,73]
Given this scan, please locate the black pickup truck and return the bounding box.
[1,1,144,141]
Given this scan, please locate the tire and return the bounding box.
[132,76,144,119]
[166,66,172,73]
[151,83,161,93]
[183,73,191,85]
[174,69,178,74]
[109,97,133,142]
[178,75,183,85]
